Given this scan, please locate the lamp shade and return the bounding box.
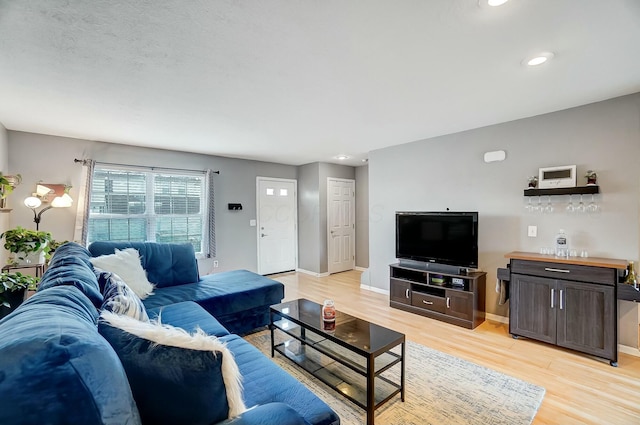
[51,193,73,208]
[24,196,42,209]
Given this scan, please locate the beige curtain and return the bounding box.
[73,159,95,245]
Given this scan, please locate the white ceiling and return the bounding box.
[1,1,639,167]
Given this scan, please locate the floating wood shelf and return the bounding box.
[523,186,600,197]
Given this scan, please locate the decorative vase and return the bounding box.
[13,242,47,266]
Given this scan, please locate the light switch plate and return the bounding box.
[528,225,537,237]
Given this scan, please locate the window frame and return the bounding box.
[87,164,209,256]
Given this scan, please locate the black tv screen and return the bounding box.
[395,211,478,268]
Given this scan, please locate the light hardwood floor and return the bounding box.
[272,270,640,425]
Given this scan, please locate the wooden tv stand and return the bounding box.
[389,263,486,329]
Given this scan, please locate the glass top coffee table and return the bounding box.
[270,298,405,425]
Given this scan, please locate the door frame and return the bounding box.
[326,177,355,274]
[256,177,298,275]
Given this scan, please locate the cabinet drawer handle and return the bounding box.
[446,297,451,309]
[544,267,570,273]
[422,300,434,305]
[406,289,410,299]
[551,288,555,308]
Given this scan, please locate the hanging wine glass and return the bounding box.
[533,196,543,213]
[525,197,533,213]
[544,195,554,214]
[566,194,576,214]
[576,194,586,213]
[587,194,600,214]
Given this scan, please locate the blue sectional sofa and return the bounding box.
[88,241,284,335]
[0,242,340,425]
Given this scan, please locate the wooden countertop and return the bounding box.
[505,251,628,269]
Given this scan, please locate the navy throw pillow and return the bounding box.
[96,269,149,322]
[98,312,246,425]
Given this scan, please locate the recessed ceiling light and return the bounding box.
[361,158,368,163]
[487,0,509,6]
[335,155,350,160]
[524,52,555,66]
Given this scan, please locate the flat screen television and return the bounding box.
[395,211,479,269]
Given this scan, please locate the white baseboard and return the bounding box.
[355,266,367,272]
[359,284,389,295]
[619,344,640,358]
[485,312,509,324]
[296,268,330,278]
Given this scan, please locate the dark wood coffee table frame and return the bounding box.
[270,299,405,425]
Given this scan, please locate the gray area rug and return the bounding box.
[244,330,545,425]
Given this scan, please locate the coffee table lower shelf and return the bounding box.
[270,299,405,425]
[274,339,402,410]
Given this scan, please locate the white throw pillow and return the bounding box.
[90,248,155,299]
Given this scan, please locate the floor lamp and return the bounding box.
[24,184,73,231]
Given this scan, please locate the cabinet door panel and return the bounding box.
[390,279,411,305]
[446,290,473,321]
[556,281,616,360]
[510,274,556,343]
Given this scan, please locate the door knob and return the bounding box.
[261,233,268,237]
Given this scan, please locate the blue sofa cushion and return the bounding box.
[89,241,199,288]
[217,403,306,425]
[97,268,149,321]
[0,286,141,425]
[142,269,284,317]
[39,242,104,308]
[147,301,230,337]
[99,312,246,425]
[221,334,340,425]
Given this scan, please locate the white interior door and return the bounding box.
[257,177,297,275]
[327,178,355,274]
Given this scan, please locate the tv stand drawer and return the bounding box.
[412,292,446,313]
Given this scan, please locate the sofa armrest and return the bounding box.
[218,403,306,425]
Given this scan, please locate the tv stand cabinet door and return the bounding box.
[445,290,473,321]
[390,279,411,305]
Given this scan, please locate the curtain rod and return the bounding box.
[74,158,220,175]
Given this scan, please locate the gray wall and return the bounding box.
[297,162,321,273]
[7,131,297,275]
[369,93,640,348]
[356,164,369,268]
[297,162,356,274]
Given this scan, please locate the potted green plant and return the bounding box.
[585,170,597,186]
[1,226,52,265]
[0,271,39,319]
[45,239,69,264]
[0,173,21,208]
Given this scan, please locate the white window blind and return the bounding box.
[87,166,208,254]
